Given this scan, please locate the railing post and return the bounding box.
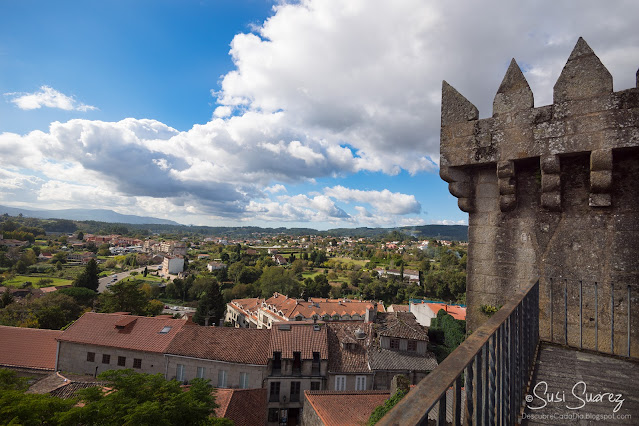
[437,387,447,426]
[465,361,474,425]
[595,281,598,351]
[453,375,462,426]
[611,282,615,354]
[564,278,568,346]
[628,285,632,358]
[579,280,583,349]
[504,316,510,425]
[549,278,554,343]
[474,350,482,426]
[489,334,496,426]
[482,342,489,426]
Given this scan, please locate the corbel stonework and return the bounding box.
[497,160,516,212]
[440,166,474,213]
[589,149,613,207]
[540,155,561,211]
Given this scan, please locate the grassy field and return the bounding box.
[3,275,74,288]
[301,270,322,279]
[331,257,368,267]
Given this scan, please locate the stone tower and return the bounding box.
[440,38,638,356]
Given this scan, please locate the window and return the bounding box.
[218,370,227,388]
[290,381,301,402]
[335,375,346,391]
[102,354,111,364]
[356,375,367,391]
[390,338,400,350]
[268,408,279,422]
[312,351,320,375]
[273,352,282,374]
[159,326,172,334]
[239,372,249,389]
[133,358,142,369]
[407,340,417,352]
[197,367,205,379]
[311,381,321,391]
[269,381,280,402]
[117,356,126,367]
[176,364,185,381]
[86,352,95,362]
[292,351,301,374]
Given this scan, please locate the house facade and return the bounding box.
[265,323,329,426]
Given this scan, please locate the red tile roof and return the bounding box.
[263,293,384,320]
[425,303,467,321]
[374,312,429,341]
[326,323,372,373]
[214,388,267,426]
[165,325,270,365]
[57,312,187,353]
[304,390,391,426]
[0,325,63,370]
[269,323,328,360]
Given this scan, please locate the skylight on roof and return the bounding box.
[159,326,172,334]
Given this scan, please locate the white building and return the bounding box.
[162,255,184,275]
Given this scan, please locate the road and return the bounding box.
[97,264,162,293]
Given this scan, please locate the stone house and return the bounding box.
[265,323,329,426]
[56,312,188,376]
[164,325,270,389]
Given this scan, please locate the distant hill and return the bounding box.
[0,205,179,225]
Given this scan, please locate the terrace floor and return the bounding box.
[522,343,639,425]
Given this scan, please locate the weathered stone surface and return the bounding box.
[440,38,639,348]
[553,37,613,102]
[493,59,534,115]
[441,81,478,127]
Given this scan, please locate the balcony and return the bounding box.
[379,278,639,425]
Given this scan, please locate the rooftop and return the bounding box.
[57,312,187,353]
[165,325,271,365]
[304,390,391,426]
[0,325,62,371]
[214,388,267,426]
[269,323,329,360]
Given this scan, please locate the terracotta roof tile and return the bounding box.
[0,325,62,370]
[374,312,429,341]
[58,312,187,353]
[166,325,270,365]
[269,323,328,359]
[215,388,267,426]
[326,323,372,373]
[425,303,467,321]
[304,390,391,426]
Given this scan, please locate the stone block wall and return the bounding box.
[440,38,639,357]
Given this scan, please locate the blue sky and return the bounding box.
[1,0,637,229]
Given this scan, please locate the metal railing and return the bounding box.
[546,278,634,358]
[378,278,540,426]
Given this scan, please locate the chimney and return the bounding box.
[365,307,377,323]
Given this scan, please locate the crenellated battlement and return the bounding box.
[441,38,639,345]
[441,37,639,213]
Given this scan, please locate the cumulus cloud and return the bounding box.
[324,185,421,215]
[5,86,97,112]
[3,0,638,226]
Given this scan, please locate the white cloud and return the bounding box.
[324,185,421,215]
[3,0,638,226]
[5,86,97,112]
[265,184,287,194]
[431,219,468,226]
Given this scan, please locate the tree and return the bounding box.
[99,281,149,316]
[73,259,99,291]
[193,278,225,327]
[77,231,84,240]
[0,290,13,309]
[55,260,63,271]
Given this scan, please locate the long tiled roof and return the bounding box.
[326,323,372,373]
[215,388,267,426]
[304,390,391,426]
[368,347,438,371]
[262,293,384,320]
[374,312,429,341]
[165,325,270,365]
[269,323,329,359]
[0,325,62,370]
[57,312,187,353]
